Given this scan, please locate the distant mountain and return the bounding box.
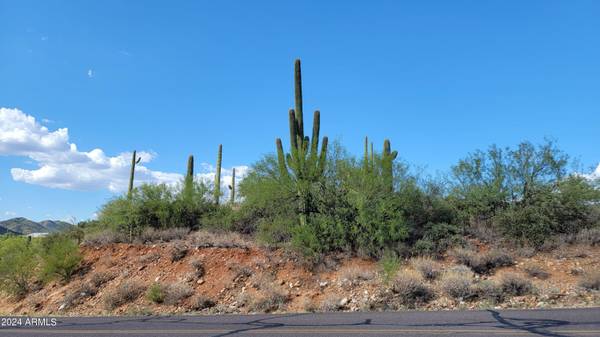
[0,225,20,235]
[0,217,72,235]
[39,220,72,233]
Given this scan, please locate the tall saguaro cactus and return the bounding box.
[275,59,329,226]
[128,150,141,198]
[229,168,236,205]
[214,144,222,204]
[382,139,398,192]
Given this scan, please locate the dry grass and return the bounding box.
[138,252,161,264]
[410,257,442,280]
[83,230,128,246]
[138,227,189,243]
[338,265,375,284]
[578,271,600,290]
[190,259,205,278]
[474,280,505,304]
[89,271,116,288]
[170,246,188,262]
[249,291,289,313]
[103,280,146,310]
[190,230,253,249]
[524,265,550,280]
[319,294,344,312]
[188,295,216,311]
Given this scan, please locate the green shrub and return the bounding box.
[413,222,462,256]
[39,234,82,283]
[146,283,165,303]
[379,251,400,284]
[0,236,37,297]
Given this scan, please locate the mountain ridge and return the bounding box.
[0,217,72,235]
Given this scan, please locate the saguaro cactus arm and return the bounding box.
[128,150,141,198]
[229,168,236,204]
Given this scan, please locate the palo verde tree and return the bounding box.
[275,59,328,227]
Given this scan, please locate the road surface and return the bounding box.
[1,307,599,336]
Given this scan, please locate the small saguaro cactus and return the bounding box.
[128,150,142,198]
[275,59,328,226]
[214,144,222,205]
[183,155,194,199]
[186,155,194,178]
[228,167,236,204]
[382,139,398,192]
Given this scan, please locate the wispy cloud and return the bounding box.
[87,69,94,78]
[4,211,16,217]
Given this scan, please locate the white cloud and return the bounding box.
[87,69,93,78]
[4,211,16,217]
[0,108,248,195]
[583,163,600,181]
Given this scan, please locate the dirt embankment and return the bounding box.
[1,236,599,316]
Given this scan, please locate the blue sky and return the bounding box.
[1,0,599,221]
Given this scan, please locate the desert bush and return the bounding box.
[379,252,400,284]
[0,236,37,298]
[439,271,474,299]
[138,252,161,264]
[578,271,600,291]
[391,270,435,306]
[499,273,534,296]
[524,265,550,280]
[38,234,82,283]
[412,222,462,256]
[104,281,146,310]
[161,283,194,305]
[474,280,505,303]
[190,259,205,278]
[410,257,441,280]
[170,246,188,262]
[63,283,98,309]
[250,291,289,313]
[319,294,344,312]
[451,248,513,274]
[188,295,216,310]
[89,271,116,288]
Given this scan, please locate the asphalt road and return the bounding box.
[1,308,600,337]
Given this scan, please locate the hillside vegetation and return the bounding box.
[1,60,599,314]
